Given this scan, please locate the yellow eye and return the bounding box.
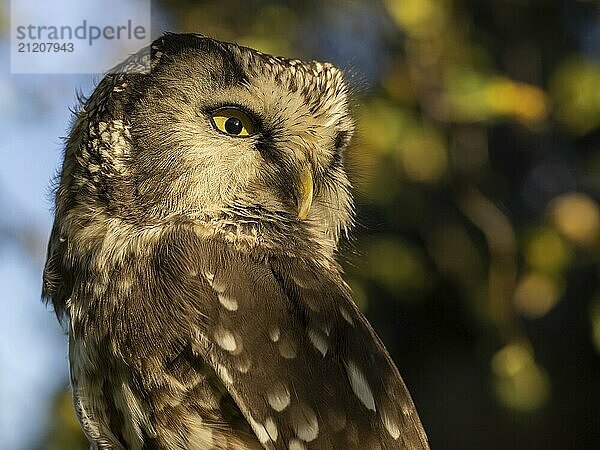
[211,108,255,137]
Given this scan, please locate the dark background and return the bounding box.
[3,1,599,449]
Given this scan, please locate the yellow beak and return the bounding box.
[296,165,314,220]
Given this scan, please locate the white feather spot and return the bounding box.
[264,417,278,441]
[248,415,270,444]
[215,364,232,384]
[340,307,354,326]
[380,410,400,440]
[214,328,237,352]
[267,382,291,412]
[289,439,307,450]
[291,403,319,442]
[218,293,238,311]
[269,327,280,342]
[307,329,328,357]
[346,361,376,411]
[203,271,214,282]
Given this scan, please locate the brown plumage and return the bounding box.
[43,33,429,449]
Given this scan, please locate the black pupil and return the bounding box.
[224,117,243,135]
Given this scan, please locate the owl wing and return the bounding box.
[186,243,429,450]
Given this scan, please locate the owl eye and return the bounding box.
[210,108,255,137]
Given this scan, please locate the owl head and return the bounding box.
[54,33,355,260]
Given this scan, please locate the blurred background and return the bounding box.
[1,0,599,449]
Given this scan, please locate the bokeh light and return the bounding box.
[549,192,600,247]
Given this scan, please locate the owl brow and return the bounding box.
[210,42,249,87]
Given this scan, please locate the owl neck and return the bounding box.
[59,206,340,285]
[44,207,342,327]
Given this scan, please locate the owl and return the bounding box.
[43,33,429,450]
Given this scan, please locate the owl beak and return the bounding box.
[296,165,314,220]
